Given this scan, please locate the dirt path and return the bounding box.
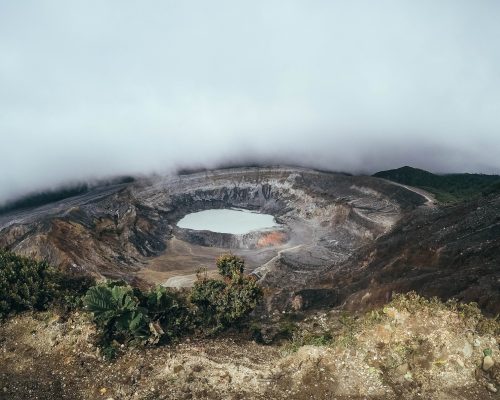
[383,179,437,207]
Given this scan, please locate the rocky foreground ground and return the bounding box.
[1,294,498,400]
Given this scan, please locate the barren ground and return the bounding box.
[1,296,498,400]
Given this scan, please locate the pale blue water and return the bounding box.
[177,208,277,234]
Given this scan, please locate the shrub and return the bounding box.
[83,283,150,345]
[0,249,93,319]
[190,279,227,328]
[83,255,263,352]
[145,286,194,342]
[52,273,96,315]
[190,257,263,333]
[84,282,194,350]
[0,250,94,319]
[216,254,245,279]
[221,274,262,325]
[0,250,59,319]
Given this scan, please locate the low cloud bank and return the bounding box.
[1,1,499,203]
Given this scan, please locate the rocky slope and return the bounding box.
[0,294,498,399]
[306,193,500,315]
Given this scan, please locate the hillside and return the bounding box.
[373,166,500,203]
[0,293,498,400]
[308,192,500,316]
[0,176,135,217]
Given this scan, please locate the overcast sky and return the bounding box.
[1,1,500,203]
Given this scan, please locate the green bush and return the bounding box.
[84,283,150,344]
[0,249,93,319]
[52,273,96,315]
[216,254,245,279]
[84,282,194,350]
[82,255,263,352]
[0,250,59,318]
[221,273,262,325]
[190,279,227,327]
[144,286,194,342]
[190,257,263,333]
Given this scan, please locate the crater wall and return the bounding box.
[0,167,428,305]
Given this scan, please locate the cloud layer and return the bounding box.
[1,1,500,203]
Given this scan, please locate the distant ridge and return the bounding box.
[373,166,500,203]
[0,176,135,216]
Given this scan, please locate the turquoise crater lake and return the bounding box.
[176,209,277,235]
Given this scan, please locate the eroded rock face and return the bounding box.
[174,226,290,250]
[311,194,500,315]
[0,167,426,301]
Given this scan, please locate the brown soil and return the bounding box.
[1,297,498,400]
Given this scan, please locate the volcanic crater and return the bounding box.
[0,167,435,310]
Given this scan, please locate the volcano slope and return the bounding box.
[3,166,498,313]
[306,192,500,315]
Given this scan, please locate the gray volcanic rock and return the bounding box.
[173,226,290,250]
[0,167,427,300]
[308,193,500,315]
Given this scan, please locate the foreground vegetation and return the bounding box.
[0,249,94,319]
[1,249,497,373]
[0,249,262,358]
[83,254,262,358]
